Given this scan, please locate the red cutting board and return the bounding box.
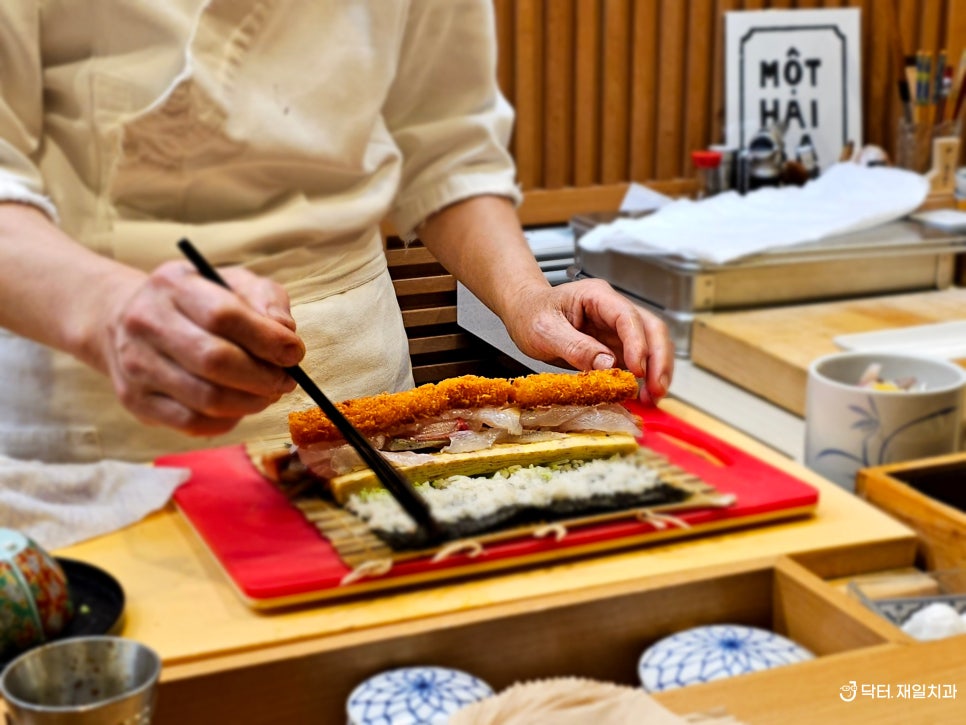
[160,404,818,609]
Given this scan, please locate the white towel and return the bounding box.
[579,164,930,265]
[0,456,190,550]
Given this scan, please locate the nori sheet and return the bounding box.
[370,481,689,550]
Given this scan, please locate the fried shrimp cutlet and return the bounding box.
[510,369,639,407]
[288,369,639,447]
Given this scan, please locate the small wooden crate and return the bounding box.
[856,453,966,571]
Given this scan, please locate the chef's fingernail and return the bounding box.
[593,353,615,370]
[659,374,670,392]
[281,342,304,365]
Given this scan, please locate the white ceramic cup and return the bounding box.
[804,352,966,490]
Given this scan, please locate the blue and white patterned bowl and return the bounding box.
[638,624,814,693]
[346,666,494,725]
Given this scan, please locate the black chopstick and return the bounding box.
[177,238,444,542]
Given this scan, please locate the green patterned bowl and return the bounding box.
[0,528,73,661]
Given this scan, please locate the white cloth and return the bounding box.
[579,164,930,265]
[0,1,520,462]
[0,455,190,550]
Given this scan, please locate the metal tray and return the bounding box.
[572,219,966,314]
[568,266,696,357]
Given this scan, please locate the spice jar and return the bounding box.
[691,150,723,199]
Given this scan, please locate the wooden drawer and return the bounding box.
[152,556,906,724]
[857,453,966,571]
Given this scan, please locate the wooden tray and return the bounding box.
[149,556,908,724]
[160,405,819,609]
[857,453,966,571]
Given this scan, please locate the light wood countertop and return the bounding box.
[691,286,966,418]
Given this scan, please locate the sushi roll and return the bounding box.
[344,450,688,549]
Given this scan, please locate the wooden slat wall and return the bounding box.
[386,236,532,385]
[498,0,966,189]
[392,0,966,385]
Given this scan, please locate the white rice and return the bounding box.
[346,453,663,534]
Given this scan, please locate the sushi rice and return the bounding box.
[346,452,666,536]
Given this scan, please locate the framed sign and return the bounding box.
[725,9,862,172]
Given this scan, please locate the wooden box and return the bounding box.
[857,453,966,571]
[153,556,904,724]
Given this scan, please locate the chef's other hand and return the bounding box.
[506,278,673,404]
[95,261,304,436]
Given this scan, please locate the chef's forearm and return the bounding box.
[0,202,141,369]
[416,195,547,320]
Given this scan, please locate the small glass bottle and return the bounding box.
[691,150,723,199]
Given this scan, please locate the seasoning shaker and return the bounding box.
[795,133,820,179]
[691,150,724,199]
[708,145,738,192]
[746,124,785,189]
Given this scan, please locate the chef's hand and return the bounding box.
[412,196,672,402]
[504,278,674,404]
[94,261,304,436]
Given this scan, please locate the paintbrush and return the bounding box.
[883,0,914,122]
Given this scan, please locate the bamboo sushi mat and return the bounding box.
[290,446,733,572]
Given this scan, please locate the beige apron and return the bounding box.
[0,1,418,462]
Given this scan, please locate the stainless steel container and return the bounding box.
[570,216,966,357]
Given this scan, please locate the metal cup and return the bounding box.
[0,636,160,725]
[708,145,737,192]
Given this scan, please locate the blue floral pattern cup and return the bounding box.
[346,666,493,724]
[638,624,814,692]
[804,352,966,490]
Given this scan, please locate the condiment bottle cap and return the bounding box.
[691,150,723,168]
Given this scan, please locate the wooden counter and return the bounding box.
[1,400,929,723]
[691,287,966,417]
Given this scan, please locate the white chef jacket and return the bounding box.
[0,0,521,462]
